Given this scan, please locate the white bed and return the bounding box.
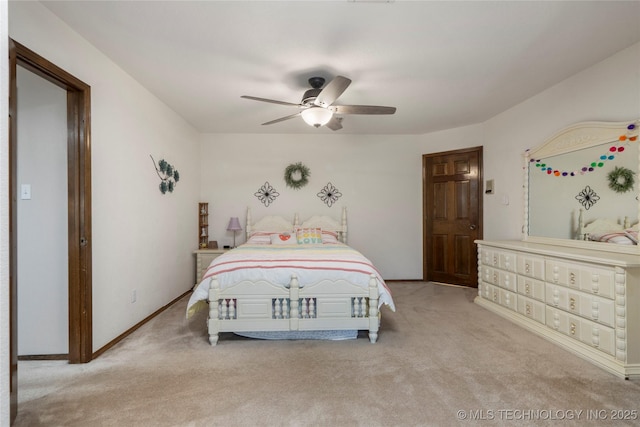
[576,209,638,245]
[187,207,395,345]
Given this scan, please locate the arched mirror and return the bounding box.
[523,120,639,255]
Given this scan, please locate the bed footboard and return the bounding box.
[207,274,380,345]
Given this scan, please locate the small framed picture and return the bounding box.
[208,240,218,249]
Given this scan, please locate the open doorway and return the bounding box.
[16,65,69,357]
[9,39,93,422]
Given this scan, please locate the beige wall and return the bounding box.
[8,1,202,352]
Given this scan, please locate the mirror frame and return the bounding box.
[523,119,640,255]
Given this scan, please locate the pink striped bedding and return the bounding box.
[187,243,395,316]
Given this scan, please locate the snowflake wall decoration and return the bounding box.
[575,185,600,210]
[255,182,280,207]
[317,182,342,207]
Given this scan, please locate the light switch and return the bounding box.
[21,184,31,200]
[485,179,494,194]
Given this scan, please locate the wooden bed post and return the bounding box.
[368,274,379,343]
[341,207,348,244]
[208,277,220,346]
[246,207,252,240]
[289,275,300,330]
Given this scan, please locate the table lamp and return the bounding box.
[227,217,242,248]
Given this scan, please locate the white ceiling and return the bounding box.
[41,1,640,135]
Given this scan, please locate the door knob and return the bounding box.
[469,224,477,230]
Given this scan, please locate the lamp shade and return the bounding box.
[227,217,242,231]
[301,107,333,128]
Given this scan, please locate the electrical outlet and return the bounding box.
[131,289,137,303]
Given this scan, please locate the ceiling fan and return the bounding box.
[241,76,396,131]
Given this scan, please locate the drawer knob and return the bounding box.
[569,297,576,311]
[570,323,576,335]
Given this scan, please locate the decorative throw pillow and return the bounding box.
[270,233,297,245]
[295,227,323,244]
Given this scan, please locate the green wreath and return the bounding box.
[607,166,635,193]
[284,162,310,190]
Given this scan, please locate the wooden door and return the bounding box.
[423,147,482,287]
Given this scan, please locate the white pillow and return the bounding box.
[321,230,339,244]
[246,232,271,245]
[588,232,635,245]
[270,232,297,245]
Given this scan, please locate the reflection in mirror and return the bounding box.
[524,120,639,253]
[528,141,638,239]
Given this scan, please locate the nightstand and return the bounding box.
[194,248,227,285]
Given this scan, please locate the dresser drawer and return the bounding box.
[546,307,615,356]
[579,267,614,299]
[500,288,518,312]
[547,284,615,328]
[517,275,545,302]
[480,283,517,312]
[545,283,569,310]
[517,295,545,324]
[480,248,517,272]
[481,266,499,286]
[517,254,544,280]
[498,251,517,272]
[500,271,517,292]
[480,247,500,268]
[480,282,500,303]
[545,260,614,298]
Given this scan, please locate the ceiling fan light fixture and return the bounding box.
[301,107,333,128]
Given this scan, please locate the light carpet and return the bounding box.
[15,282,640,426]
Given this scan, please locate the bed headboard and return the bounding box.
[576,208,638,244]
[296,206,348,244]
[245,207,348,244]
[245,210,293,239]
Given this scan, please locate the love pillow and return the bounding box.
[270,233,297,245]
[296,227,323,244]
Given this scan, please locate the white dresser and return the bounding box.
[475,240,640,379]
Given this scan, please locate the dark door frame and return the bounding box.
[9,37,92,423]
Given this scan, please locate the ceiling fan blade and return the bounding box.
[314,76,352,108]
[241,95,301,107]
[326,116,343,131]
[261,112,301,126]
[331,105,396,115]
